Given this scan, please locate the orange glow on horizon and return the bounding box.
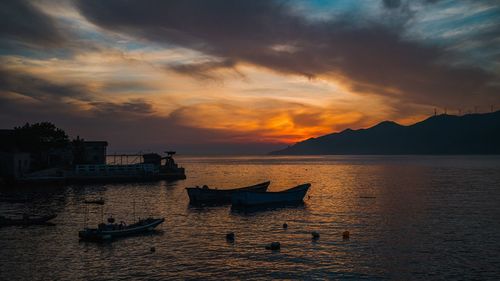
[1,46,433,146]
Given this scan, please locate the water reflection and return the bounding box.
[230,202,306,215]
[0,155,499,280]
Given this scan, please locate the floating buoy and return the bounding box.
[311,231,320,239]
[226,232,235,241]
[283,223,288,229]
[150,247,156,252]
[265,242,280,250]
[342,231,350,240]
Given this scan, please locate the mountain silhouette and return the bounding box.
[270,111,500,155]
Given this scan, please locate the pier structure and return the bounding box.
[71,151,186,182]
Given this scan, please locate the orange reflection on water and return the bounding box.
[1,155,499,279]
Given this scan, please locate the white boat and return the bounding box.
[231,183,311,207]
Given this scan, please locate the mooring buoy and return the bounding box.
[226,232,235,241]
[150,247,156,252]
[342,231,350,240]
[265,242,280,250]
[311,231,320,239]
[283,223,288,229]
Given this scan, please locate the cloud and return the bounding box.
[0,66,89,102]
[167,99,368,144]
[2,0,499,154]
[75,0,500,109]
[0,0,64,47]
[383,0,402,9]
[0,91,288,153]
[89,99,155,116]
[0,67,214,152]
[169,58,241,81]
[0,66,334,152]
[0,65,369,151]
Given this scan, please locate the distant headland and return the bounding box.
[270,111,500,155]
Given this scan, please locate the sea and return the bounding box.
[0,155,499,280]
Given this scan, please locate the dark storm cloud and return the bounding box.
[0,0,64,47]
[75,0,500,108]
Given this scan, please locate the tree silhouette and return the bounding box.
[14,122,69,153]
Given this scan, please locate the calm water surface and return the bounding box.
[1,155,499,280]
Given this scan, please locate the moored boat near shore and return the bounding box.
[79,217,165,242]
[0,214,57,227]
[231,183,311,207]
[186,181,270,205]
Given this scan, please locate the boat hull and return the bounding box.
[79,218,164,241]
[231,183,311,207]
[186,181,270,205]
[0,214,57,227]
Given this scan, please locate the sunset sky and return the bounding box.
[1,0,499,154]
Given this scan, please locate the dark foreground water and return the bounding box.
[1,155,499,280]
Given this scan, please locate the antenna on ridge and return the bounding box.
[434,108,437,116]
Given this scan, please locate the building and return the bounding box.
[0,129,16,150]
[1,126,185,183]
[46,146,74,168]
[73,138,108,165]
[82,141,108,164]
[0,130,29,180]
[0,152,31,179]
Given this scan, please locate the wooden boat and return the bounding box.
[186,181,270,205]
[79,217,164,241]
[231,183,311,207]
[0,214,57,226]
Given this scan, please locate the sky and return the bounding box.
[0,0,499,154]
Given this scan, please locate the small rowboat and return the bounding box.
[231,183,311,207]
[79,217,164,241]
[0,214,57,227]
[186,181,270,205]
